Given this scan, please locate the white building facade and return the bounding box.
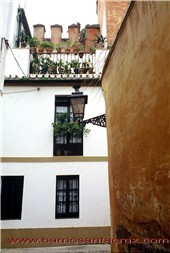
[1,43,110,248]
[0,0,31,160]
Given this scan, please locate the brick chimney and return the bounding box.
[33,24,46,41]
[68,23,80,44]
[51,24,63,44]
[85,24,100,52]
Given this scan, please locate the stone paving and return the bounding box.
[1,244,111,253]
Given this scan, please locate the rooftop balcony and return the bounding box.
[5,48,109,81]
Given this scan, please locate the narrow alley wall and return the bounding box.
[102,1,170,252]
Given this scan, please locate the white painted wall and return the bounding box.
[5,48,31,78]
[2,86,108,157]
[1,161,110,228]
[1,0,27,89]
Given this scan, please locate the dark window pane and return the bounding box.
[56,176,79,219]
[1,176,24,220]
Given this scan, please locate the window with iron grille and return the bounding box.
[1,176,24,220]
[55,175,79,219]
[54,96,83,156]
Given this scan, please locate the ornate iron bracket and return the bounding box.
[81,114,106,127]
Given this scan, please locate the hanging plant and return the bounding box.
[52,113,90,137]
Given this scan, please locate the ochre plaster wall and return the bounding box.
[102,2,170,252]
[1,227,110,248]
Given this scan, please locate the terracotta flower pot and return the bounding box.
[89,67,94,74]
[46,47,53,54]
[57,48,62,53]
[65,48,70,54]
[73,48,78,55]
[79,51,84,58]
[30,47,36,54]
[37,47,44,54]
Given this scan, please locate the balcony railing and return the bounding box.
[30,51,96,77]
[5,48,109,79]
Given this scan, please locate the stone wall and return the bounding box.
[102,1,170,252]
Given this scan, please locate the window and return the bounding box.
[54,96,83,156]
[1,176,24,220]
[56,175,79,219]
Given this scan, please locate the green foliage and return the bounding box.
[78,44,83,51]
[19,30,29,43]
[65,40,71,48]
[56,42,62,49]
[70,60,81,69]
[64,61,71,73]
[89,46,96,54]
[71,40,79,49]
[82,60,90,68]
[40,41,54,49]
[30,55,40,73]
[52,113,90,137]
[28,37,40,47]
[57,59,64,68]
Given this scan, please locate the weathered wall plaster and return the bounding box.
[102,1,170,252]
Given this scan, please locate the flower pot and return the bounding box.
[57,48,62,53]
[46,47,53,54]
[66,69,72,74]
[79,68,84,74]
[74,68,79,74]
[73,48,78,55]
[30,47,36,54]
[79,51,84,58]
[21,42,27,48]
[83,68,89,74]
[89,67,94,74]
[58,67,64,74]
[37,47,44,54]
[65,48,70,54]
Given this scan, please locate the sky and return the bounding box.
[25,0,98,38]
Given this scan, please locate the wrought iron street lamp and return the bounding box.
[70,85,88,122]
[70,85,106,127]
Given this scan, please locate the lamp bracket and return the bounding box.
[81,114,106,128]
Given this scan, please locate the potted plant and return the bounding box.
[30,55,40,74]
[49,60,58,74]
[40,41,54,54]
[28,37,39,54]
[70,60,81,74]
[19,30,29,48]
[82,60,90,74]
[89,46,96,55]
[40,58,49,74]
[65,40,71,54]
[57,59,64,74]
[37,43,44,54]
[89,67,94,74]
[78,44,84,58]
[71,40,79,55]
[56,42,62,53]
[43,58,57,74]
[64,61,72,74]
